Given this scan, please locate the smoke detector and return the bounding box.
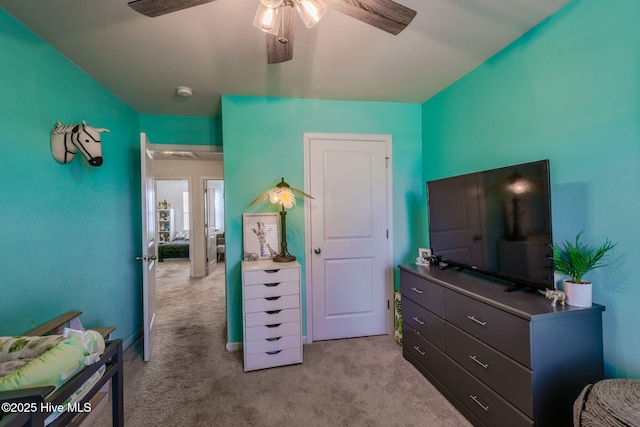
[176,86,193,97]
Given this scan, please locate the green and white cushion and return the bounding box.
[0,329,105,392]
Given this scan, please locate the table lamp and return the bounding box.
[250,178,313,262]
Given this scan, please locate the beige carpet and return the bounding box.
[92,261,471,427]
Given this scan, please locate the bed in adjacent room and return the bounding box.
[158,231,189,261]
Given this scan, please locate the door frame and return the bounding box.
[203,177,224,274]
[303,132,394,344]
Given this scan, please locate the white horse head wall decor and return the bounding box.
[51,120,109,166]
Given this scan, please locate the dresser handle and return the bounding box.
[266,337,282,342]
[266,323,282,328]
[469,395,489,412]
[266,310,282,315]
[411,287,424,294]
[413,346,426,356]
[266,350,282,355]
[264,282,280,287]
[466,315,487,326]
[265,296,281,301]
[412,317,425,325]
[264,269,281,273]
[468,355,489,369]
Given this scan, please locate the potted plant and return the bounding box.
[552,232,616,307]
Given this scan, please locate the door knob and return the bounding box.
[314,247,321,254]
[136,256,144,261]
[148,255,157,260]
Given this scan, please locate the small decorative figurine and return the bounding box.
[244,252,259,261]
[545,289,566,307]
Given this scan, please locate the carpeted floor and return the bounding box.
[92,261,471,426]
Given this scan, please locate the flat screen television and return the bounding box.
[427,160,554,292]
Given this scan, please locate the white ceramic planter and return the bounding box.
[563,280,592,307]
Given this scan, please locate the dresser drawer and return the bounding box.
[245,321,301,341]
[245,308,300,327]
[402,297,445,351]
[445,290,531,367]
[446,358,533,427]
[244,280,299,299]
[243,267,299,285]
[402,324,447,384]
[446,323,533,417]
[244,294,300,313]
[245,347,302,371]
[400,270,444,317]
[245,334,301,355]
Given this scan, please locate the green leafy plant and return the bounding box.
[552,232,616,284]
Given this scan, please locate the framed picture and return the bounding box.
[243,213,280,260]
[416,248,432,265]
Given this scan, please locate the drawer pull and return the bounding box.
[412,316,425,325]
[469,395,489,412]
[264,269,281,274]
[413,346,426,356]
[266,337,282,342]
[266,310,282,315]
[264,282,281,287]
[266,350,282,355]
[468,355,489,369]
[266,323,282,328]
[411,287,424,294]
[466,315,487,327]
[265,296,281,301]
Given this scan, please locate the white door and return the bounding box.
[305,133,391,341]
[204,180,217,275]
[139,133,157,361]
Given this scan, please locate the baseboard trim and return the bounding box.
[226,341,242,352]
[123,328,142,351]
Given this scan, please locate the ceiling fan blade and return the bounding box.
[128,0,217,18]
[325,0,416,35]
[267,5,296,64]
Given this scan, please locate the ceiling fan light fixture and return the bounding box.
[293,0,327,28]
[260,0,284,8]
[253,3,281,35]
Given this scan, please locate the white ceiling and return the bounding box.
[1,0,570,118]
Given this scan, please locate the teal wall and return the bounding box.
[0,10,141,341]
[4,0,638,380]
[222,95,423,344]
[422,0,640,378]
[140,115,222,146]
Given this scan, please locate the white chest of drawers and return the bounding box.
[241,260,303,372]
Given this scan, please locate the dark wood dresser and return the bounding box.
[399,264,605,427]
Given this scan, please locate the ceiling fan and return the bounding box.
[127,0,417,64]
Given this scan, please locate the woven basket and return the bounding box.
[574,379,640,426]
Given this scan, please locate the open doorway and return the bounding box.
[156,179,192,271]
[152,145,223,278]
